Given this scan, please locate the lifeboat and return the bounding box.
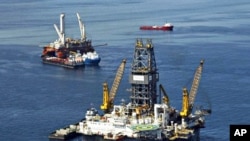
[140,22,174,31]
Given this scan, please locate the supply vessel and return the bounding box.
[41,13,101,69]
[140,22,174,31]
[49,39,211,140]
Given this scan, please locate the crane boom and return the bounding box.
[159,84,170,107]
[189,59,204,110]
[109,59,126,103]
[100,59,126,113]
[60,13,65,36]
[180,60,204,117]
[76,12,86,41]
[54,24,65,44]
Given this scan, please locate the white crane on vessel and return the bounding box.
[53,13,65,45]
[76,12,86,41]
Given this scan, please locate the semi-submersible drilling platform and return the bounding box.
[49,39,211,141]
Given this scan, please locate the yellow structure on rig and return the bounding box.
[100,83,110,112]
[100,59,126,113]
[159,84,170,107]
[180,88,190,117]
[180,60,204,117]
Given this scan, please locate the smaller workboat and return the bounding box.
[49,123,80,140]
[140,22,174,31]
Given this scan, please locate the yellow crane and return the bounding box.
[180,59,204,117]
[159,84,170,107]
[100,59,126,113]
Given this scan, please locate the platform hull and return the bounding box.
[49,132,80,140]
[42,58,84,69]
[80,131,200,141]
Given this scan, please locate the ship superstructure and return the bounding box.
[41,13,101,68]
[49,39,211,140]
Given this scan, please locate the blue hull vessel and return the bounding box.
[84,58,101,66]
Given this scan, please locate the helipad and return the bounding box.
[131,124,159,131]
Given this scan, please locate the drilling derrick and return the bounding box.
[129,39,159,110]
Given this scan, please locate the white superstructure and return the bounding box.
[76,102,205,140]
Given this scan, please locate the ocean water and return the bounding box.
[0,0,250,141]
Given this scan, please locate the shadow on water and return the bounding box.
[50,135,221,141]
[201,136,226,141]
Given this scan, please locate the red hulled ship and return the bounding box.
[140,22,174,31]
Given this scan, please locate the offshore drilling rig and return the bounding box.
[49,38,211,141]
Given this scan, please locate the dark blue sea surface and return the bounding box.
[1,0,250,141]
